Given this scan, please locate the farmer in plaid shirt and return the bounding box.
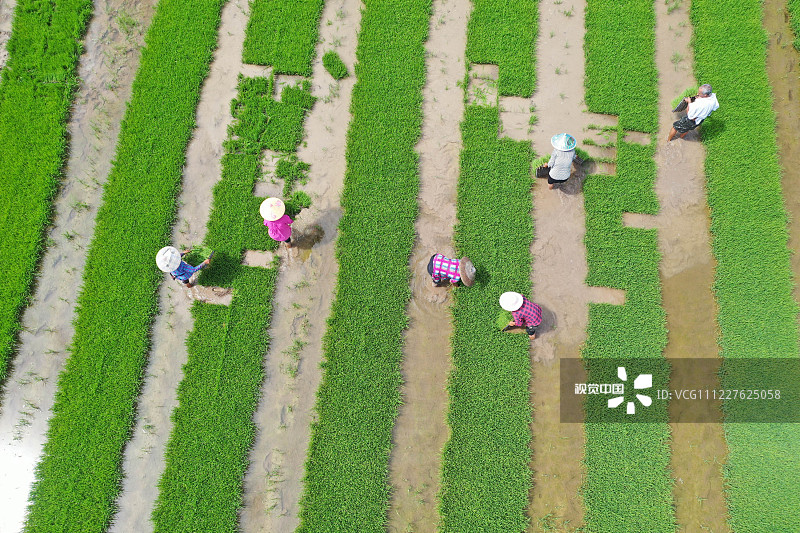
[427,253,475,287]
[500,291,543,339]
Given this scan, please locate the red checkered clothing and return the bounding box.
[512,297,543,328]
[430,254,461,284]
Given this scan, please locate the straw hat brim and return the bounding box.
[260,197,286,222]
[458,257,476,287]
[156,246,181,273]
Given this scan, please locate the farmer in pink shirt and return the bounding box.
[261,197,293,248]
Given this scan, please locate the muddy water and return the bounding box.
[386,0,468,531]
[237,0,362,530]
[525,0,632,528]
[0,0,14,70]
[764,0,800,311]
[0,1,156,531]
[109,1,248,530]
[652,1,730,531]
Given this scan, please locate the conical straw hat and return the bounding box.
[551,133,576,151]
[260,197,285,222]
[458,257,476,287]
[156,246,181,273]
[499,291,523,312]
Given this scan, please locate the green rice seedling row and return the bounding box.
[243,0,324,76]
[0,0,92,385]
[581,0,674,529]
[438,104,534,532]
[23,1,226,531]
[297,0,430,530]
[584,0,658,133]
[691,0,800,529]
[789,0,800,50]
[152,75,313,531]
[465,0,537,97]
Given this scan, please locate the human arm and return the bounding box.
[547,149,556,167]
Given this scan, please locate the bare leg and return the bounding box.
[667,127,678,141]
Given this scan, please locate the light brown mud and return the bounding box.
[526,0,631,529]
[652,1,729,531]
[109,1,248,530]
[764,0,800,314]
[237,0,361,530]
[0,1,155,531]
[0,0,15,70]
[386,0,468,531]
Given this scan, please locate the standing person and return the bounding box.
[261,197,293,248]
[156,246,213,288]
[543,133,576,190]
[427,253,476,288]
[500,291,543,340]
[667,83,719,141]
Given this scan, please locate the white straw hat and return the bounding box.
[551,133,576,151]
[260,197,285,222]
[499,291,524,312]
[156,246,181,273]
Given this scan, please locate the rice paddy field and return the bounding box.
[0,0,798,531]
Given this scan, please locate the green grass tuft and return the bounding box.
[322,50,349,79]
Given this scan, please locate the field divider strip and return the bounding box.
[581,0,675,531]
[691,0,800,529]
[0,0,93,386]
[22,2,227,530]
[152,73,315,531]
[296,0,430,529]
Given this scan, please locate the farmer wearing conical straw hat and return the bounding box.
[500,291,543,340]
[156,246,214,288]
[543,133,576,190]
[261,197,294,248]
[427,253,476,288]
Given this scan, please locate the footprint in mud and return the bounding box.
[186,285,232,305]
[424,285,450,304]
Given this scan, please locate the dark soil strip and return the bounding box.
[652,0,730,530]
[765,0,800,311]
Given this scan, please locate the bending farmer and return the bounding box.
[156,246,213,288]
[427,254,476,287]
[668,84,719,141]
[543,133,576,190]
[500,291,543,340]
[261,197,293,248]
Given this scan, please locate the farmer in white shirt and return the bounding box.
[667,83,720,141]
